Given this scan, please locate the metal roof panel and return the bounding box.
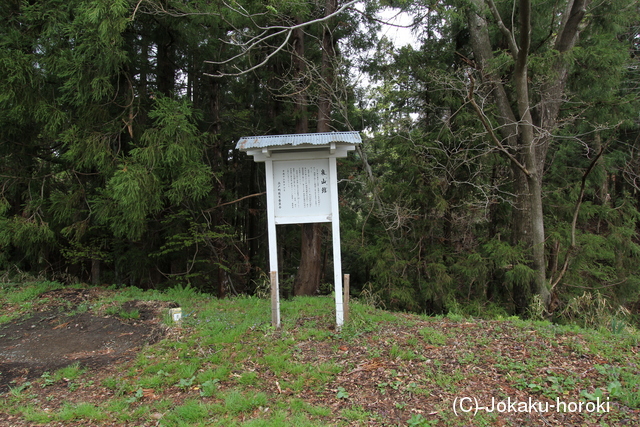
[236,131,361,151]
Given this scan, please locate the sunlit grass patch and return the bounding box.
[418,327,448,346]
[24,402,108,424]
[163,399,210,424]
[5,280,62,305]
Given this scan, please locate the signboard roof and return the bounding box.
[236,131,361,151]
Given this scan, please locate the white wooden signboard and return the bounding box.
[236,132,361,329]
[273,159,332,224]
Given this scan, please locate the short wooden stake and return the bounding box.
[343,274,350,324]
[270,271,280,329]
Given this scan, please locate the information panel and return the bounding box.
[273,159,332,223]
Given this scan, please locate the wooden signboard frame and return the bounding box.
[237,134,359,329]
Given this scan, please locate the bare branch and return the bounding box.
[467,74,531,177]
[203,0,359,77]
[485,0,519,57]
[220,1,270,29]
[131,0,144,21]
[516,0,531,68]
[132,0,221,17]
[204,30,293,77]
[555,0,590,52]
[203,192,266,212]
[550,129,615,290]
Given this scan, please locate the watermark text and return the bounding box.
[453,396,610,416]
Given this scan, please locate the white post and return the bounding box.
[329,157,344,328]
[264,160,280,328]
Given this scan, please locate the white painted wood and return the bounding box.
[329,156,344,328]
[246,145,354,163]
[264,160,280,329]
[275,215,331,225]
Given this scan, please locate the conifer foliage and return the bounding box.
[1,0,639,321]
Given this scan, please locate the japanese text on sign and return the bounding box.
[273,159,331,220]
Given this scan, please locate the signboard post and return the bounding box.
[236,132,361,329]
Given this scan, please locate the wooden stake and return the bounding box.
[343,274,350,324]
[270,271,280,329]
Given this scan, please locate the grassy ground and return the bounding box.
[1,282,639,426]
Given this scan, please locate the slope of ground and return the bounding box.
[0,283,639,426]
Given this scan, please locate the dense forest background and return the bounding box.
[1,0,639,324]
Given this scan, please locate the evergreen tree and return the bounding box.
[346,0,640,315]
[2,0,639,322]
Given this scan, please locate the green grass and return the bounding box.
[4,280,61,304]
[55,362,87,382]
[0,312,20,325]
[1,282,640,426]
[105,306,140,320]
[23,402,107,424]
[419,327,449,345]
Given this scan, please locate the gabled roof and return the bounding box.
[236,131,361,151]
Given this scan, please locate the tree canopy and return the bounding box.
[1,0,639,322]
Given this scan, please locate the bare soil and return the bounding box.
[0,288,173,393]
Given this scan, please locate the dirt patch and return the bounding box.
[0,289,173,392]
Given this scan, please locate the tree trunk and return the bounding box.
[155,25,175,96]
[294,223,325,296]
[293,0,337,296]
[317,0,337,133]
[465,0,588,311]
[512,0,550,307]
[510,163,534,312]
[292,17,308,134]
[91,259,100,286]
[527,170,550,306]
[593,133,610,206]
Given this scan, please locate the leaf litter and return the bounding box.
[0,288,639,426]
